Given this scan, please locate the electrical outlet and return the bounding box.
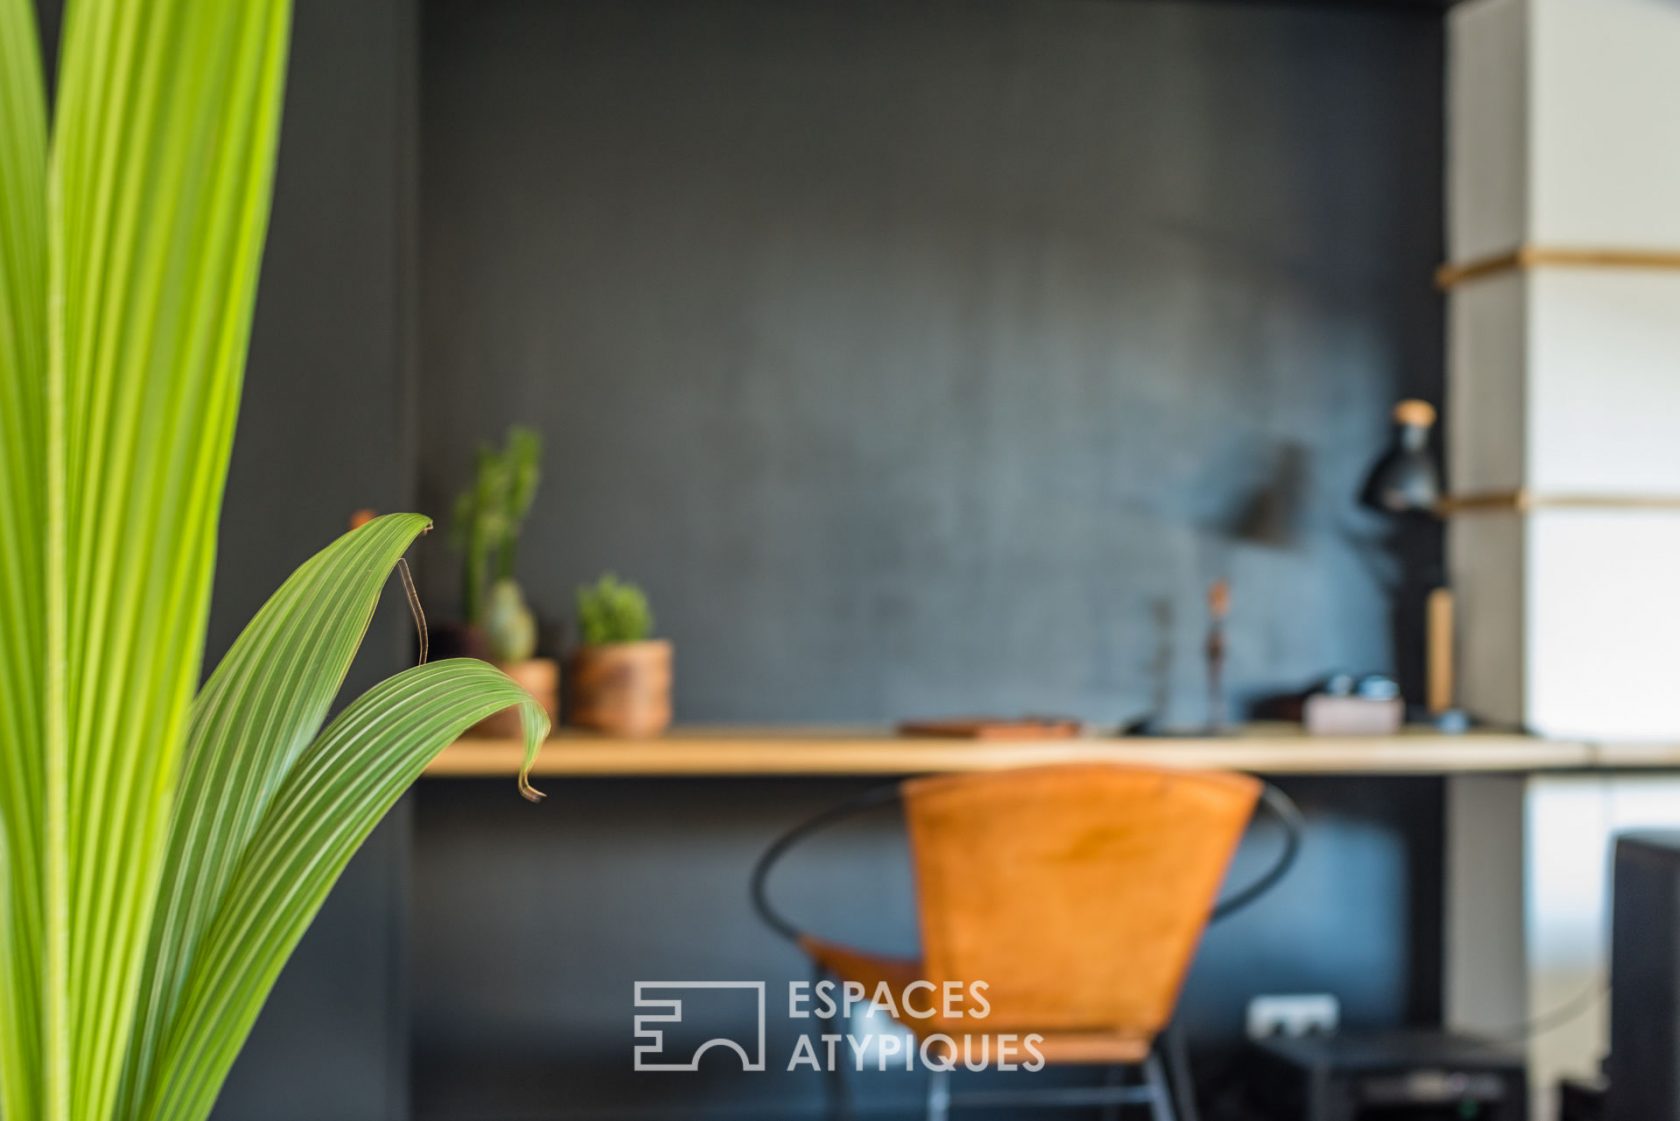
[1246,993,1340,1040]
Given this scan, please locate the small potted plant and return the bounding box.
[568,573,672,737]
[451,426,558,736]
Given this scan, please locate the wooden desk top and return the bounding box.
[424,724,1601,779]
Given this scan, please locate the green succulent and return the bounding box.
[576,574,654,646]
[484,578,538,662]
[453,425,542,625]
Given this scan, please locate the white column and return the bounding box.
[1447,0,1680,1111]
[1449,0,1680,740]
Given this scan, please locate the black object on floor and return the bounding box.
[1245,1030,1528,1121]
[1609,832,1680,1121]
[1559,1077,1607,1121]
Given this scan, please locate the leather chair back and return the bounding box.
[901,764,1259,1038]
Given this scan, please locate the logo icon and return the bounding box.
[633,982,767,1072]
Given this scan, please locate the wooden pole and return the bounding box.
[1428,587,1455,716]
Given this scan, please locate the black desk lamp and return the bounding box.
[1360,399,1441,515]
[1359,400,1467,730]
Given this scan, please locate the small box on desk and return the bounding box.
[1303,694,1405,736]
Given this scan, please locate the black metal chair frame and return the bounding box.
[749,775,1305,1121]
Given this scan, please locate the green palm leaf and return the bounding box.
[117,512,438,1118]
[0,3,552,1120]
[47,3,296,1117]
[145,659,545,1121]
[0,0,48,1112]
[118,513,545,1119]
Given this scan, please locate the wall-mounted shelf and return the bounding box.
[1437,245,1680,289]
[1437,488,1680,516]
[426,724,1595,779]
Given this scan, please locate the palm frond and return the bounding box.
[144,659,546,1121]
[0,3,552,1121]
[117,513,434,1118]
[0,0,51,1117]
[46,2,294,1115]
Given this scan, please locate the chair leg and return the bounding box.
[926,1067,952,1121]
[1143,1052,1178,1121]
[813,968,851,1121]
[1163,1023,1201,1121]
[1099,1064,1127,1121]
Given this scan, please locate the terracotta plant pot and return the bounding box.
[566,640,672,737]
[469,657,560,738]
[430,621,489,662]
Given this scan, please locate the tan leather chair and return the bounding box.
[751,764,1302,1121]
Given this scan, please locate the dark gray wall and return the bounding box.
[208,0,420,1117]
[418,0,1444,729]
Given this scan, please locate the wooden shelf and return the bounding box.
[1436,244,1680,288]
[425,724,1595,779]
[1436,488,1680,516]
